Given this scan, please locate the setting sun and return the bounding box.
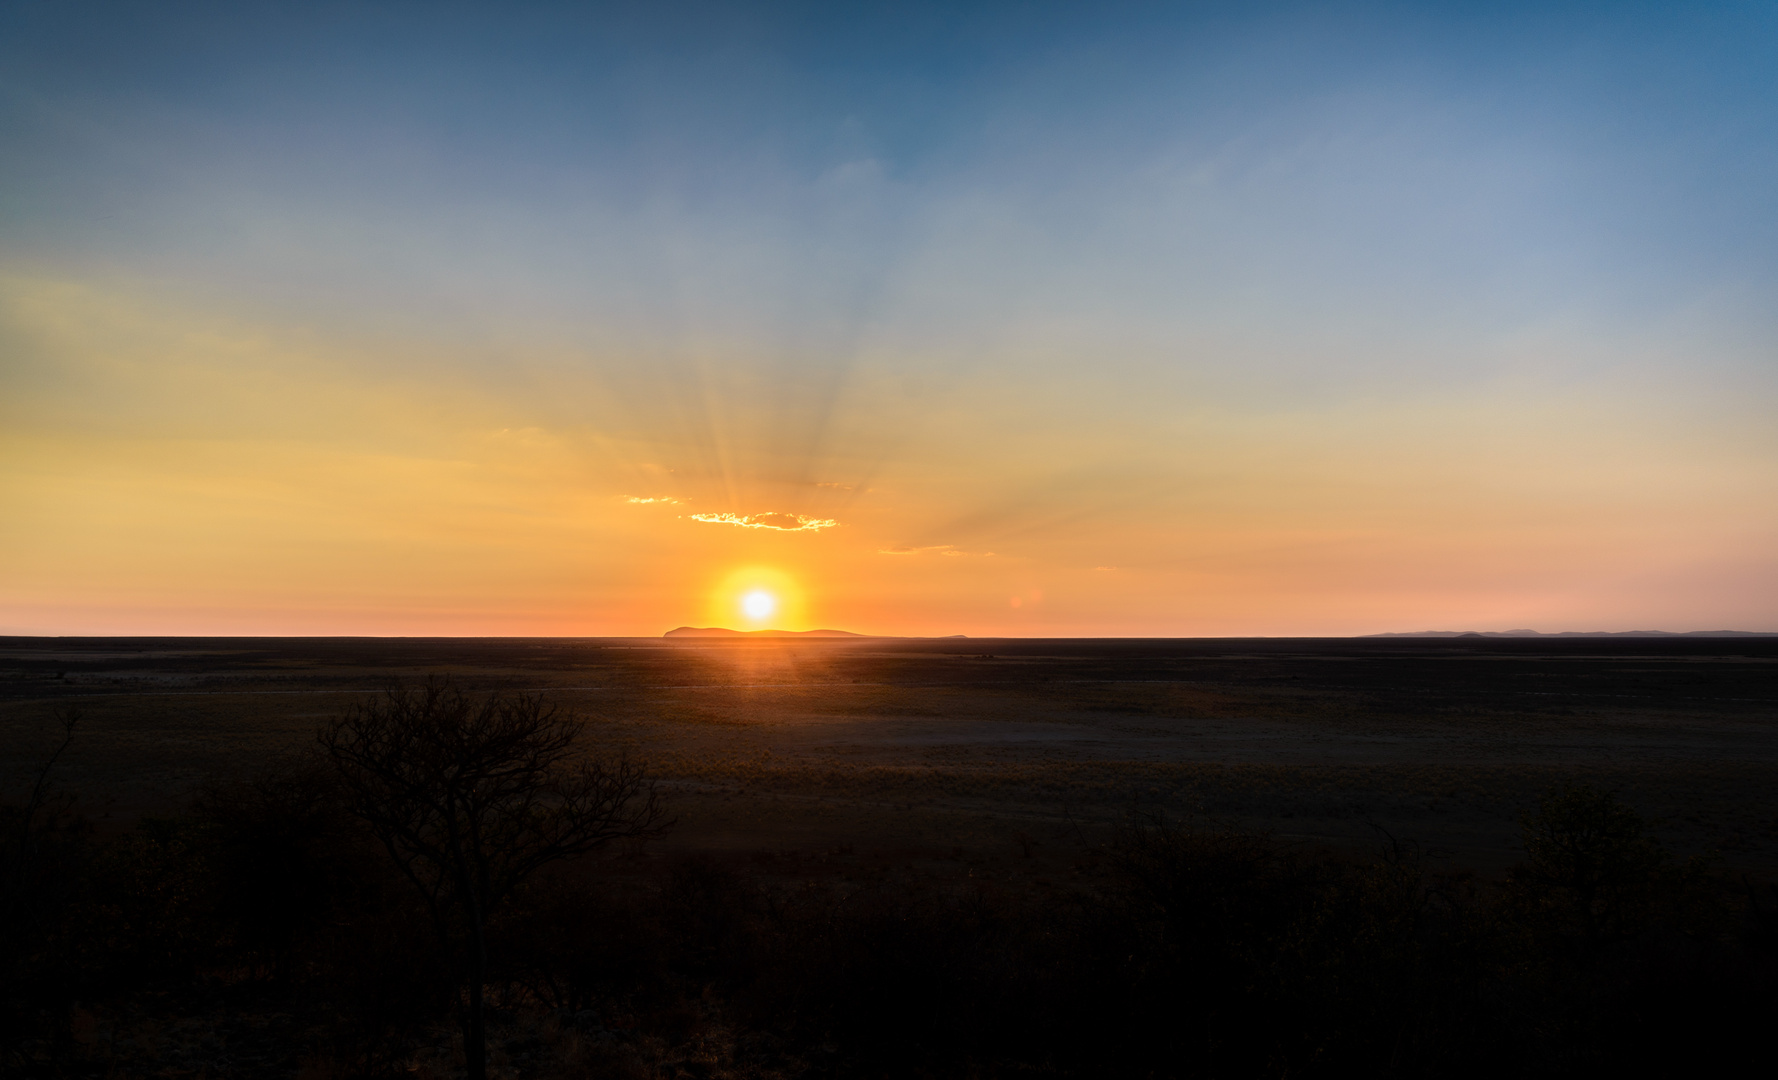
[704,567,806,630]
[742,590,776,621]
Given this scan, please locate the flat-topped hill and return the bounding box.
[664,626,869,638]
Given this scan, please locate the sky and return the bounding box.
[2,0,1775,637]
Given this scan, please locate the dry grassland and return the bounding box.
[4,636,1776,874]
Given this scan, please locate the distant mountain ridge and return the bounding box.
[664,627,872,638]
[1366,629,1776,638]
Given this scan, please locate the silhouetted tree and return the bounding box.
[320,684,667,1080]
[1519,783,1664,952]
[1,709,87,1058]
[2,708,80,907]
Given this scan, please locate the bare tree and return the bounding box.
[1519,782,1664,953]
[2,708,82,964]
[9,708,80,850]
[320,683,667,1080]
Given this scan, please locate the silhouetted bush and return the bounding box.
[1497,784,1772,1074]
[194,757,361,982]
[194,760,448,1069]
[0,767,96,1060]
[1512,782,1670,954]
[495,860,669,1013]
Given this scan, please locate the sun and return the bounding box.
[742,590,776,621]
[706,566,806,629]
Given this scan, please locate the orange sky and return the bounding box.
[3,276,1773,636]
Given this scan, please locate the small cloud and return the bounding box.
[486,426,556,448]
[688,511,838,532]
[1092,566,1117,572]
[626,496,683,505]
[878,544,996,557]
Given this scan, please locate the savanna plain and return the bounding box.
[4,636,1777,1078]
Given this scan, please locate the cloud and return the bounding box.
[878,544,996,557]
[625,496,682,505]
[687,511,838,532]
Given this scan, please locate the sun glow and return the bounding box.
[706,567,806,629]
[742,590,776,620]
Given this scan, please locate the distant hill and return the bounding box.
[663,627,871,638]
[1365,629,1777,638]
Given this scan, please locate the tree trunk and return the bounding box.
[466,897,488,1080]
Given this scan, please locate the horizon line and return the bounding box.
[4,630,1776,641]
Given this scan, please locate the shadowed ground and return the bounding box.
[3,635,1776,875]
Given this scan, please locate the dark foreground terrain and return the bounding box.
[3,636,1776,1077]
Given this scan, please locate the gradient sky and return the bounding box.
[3,0,1775,636]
